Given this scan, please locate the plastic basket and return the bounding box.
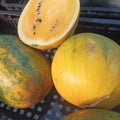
[0,0,27,11]
[81,0,120,8]
[0,2,120,120]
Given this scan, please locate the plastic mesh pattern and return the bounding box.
[0,1,120,120]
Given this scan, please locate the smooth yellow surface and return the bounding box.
[52,33,120,109]
[18,0,80,49]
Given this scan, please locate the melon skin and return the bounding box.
[18,0,80,50]
[63,109,120,120]
[0,35,53,108]
[52,33,120,109]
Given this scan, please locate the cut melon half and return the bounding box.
[18,0,80,50]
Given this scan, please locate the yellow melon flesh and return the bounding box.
[18,0,80,50]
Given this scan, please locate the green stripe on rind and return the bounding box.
[0,35,45,85]
[0,35,52,108]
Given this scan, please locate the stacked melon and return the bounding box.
[0,35,53,108]
[18,0,120,119]
[0,0,80,109]
[51,33,120,119]
[0,0,120,119]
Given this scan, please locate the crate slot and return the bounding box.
[0,4,120,120]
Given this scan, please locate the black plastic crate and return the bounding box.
[81,0,120,8]
[0,86,81,120]
[0,0,27,11]
[0,2,120,120]
[1,0,120,12]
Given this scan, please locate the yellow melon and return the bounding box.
[52,33,120,109]
[18,0,80,50]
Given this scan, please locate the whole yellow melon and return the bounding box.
[52,33,120,109]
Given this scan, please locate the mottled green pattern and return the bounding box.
[0,35,42,86]
[0,35,52,108]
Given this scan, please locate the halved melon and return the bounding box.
[18,0,80,50]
